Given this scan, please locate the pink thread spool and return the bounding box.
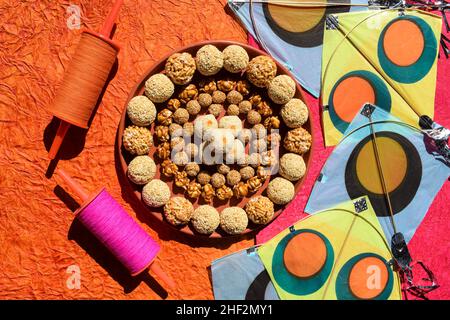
[56,168,175,290]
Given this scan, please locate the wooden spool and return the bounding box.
[48,32,119,128]
[47,0,123,159]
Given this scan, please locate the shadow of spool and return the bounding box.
[44,51,120,178]
[113,130,255,249]
[53,186,169,298]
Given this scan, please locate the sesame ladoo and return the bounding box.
[195,45,223,76]
[126,96,156,126]
[127,155,156,185]
[279,153,306,181]
[142,180,171,208]
[223,45,249,73]
[281,98,309,128]
[144,73,174,103]
[268,75,296,105]
[220,207,248,235]
[191,205,220,234]
[267,177,295,205]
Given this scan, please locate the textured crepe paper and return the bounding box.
[0,0,253,300]
[258,197,402,300]
[256,18,450,300]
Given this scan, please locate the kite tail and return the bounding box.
[419,115,450,164]
[399,261,439,300]
[391,232,439,300]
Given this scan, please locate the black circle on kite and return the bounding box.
[271,229,334,295]
[245,270,272,300]
[262,0,351,48]
[345,131,422,217]
[335,253,394,300]
[378,15,437,83]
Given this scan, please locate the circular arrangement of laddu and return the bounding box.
[121,43,312,237]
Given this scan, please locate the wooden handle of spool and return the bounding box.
[150,261,176,290]
[48,0,123,160]
[56,168,90,202]
[49,120,71,159]
[100,0,124,38]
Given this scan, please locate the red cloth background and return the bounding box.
[256,22,450,300]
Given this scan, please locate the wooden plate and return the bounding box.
[116,40,314,238]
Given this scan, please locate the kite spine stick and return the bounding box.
[367,114,398,234]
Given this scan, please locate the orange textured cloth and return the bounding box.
[0,0,253,299]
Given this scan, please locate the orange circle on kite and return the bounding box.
[383,20,424,67]
[348,256,389,299]
[283,232,327,278]
[268,0,326,33]
[355,136,407,194]
[332,76,375,123]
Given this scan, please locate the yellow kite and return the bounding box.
[321,8,442,146]
[258,196,402,300]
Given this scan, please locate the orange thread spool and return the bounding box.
[48,33,118,128]
[47,0,123,159]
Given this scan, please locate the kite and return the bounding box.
[228,0,369,97]
[305,104,450,244]
[258,196,402,300]
[211,246,279,300]
[407,0,450,58]
[320,8,442,146]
